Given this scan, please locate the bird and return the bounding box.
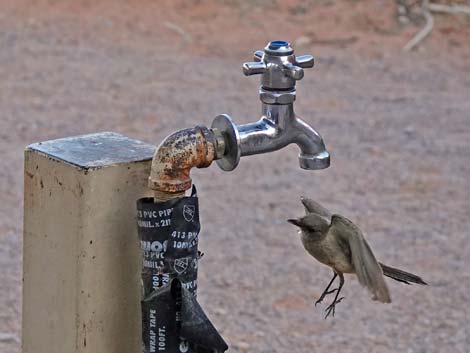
[287,196,427,318]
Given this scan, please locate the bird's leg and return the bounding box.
[324,273,345,319]
[315,272,338,306]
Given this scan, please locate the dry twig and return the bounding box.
[403,0,434,51]
[163,22,192,43]
[401,0,470,51]
[428,3,470,15]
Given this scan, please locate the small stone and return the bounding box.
[233,340,250,351]
[214,307,227,315]
[0,332,19,343]
[404,125,415,136]
[295,36,312,47]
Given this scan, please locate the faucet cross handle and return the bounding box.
[242,40,314,90]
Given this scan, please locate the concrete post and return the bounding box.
[23,132,155,353]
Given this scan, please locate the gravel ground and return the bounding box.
[1,1,470,353]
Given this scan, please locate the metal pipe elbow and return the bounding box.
[292,117,330,170]
[148,126,219,195]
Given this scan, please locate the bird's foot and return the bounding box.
[324,296,345,319]
[314,288,338,307]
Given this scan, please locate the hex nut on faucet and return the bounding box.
[259,89,296,105]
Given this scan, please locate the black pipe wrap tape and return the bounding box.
[138,186,227,353]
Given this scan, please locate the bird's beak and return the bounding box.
[287,219,302,227]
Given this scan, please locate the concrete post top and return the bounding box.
[26,131,156,169]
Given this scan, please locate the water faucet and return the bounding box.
[211,40,330,171]
[149,41,330,199]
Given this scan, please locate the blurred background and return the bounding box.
[1,1,469,352]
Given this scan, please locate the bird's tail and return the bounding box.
[379,263,427,285]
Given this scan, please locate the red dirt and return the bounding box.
[1,0,470,62]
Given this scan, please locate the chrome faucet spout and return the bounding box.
[237,119,278,157]
[211,40,330,171]
[237,104,292,157]
[292,116,330,170]
[236,103,329,169]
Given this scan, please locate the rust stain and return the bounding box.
[83,323,87,347]
[78,183,84,196]
[54,176,63,186]
[149,126,217,194]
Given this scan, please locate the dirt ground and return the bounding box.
[1,0,470,352]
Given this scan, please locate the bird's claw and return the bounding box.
[314,288,338,307]
[324,296,345,319]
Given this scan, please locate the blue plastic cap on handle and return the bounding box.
[269,40,289,49]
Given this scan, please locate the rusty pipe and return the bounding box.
[148,126,225,201]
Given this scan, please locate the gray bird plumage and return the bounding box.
[288,197,427,318]
[300,196,332,220]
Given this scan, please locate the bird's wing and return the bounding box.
[331,214,391,303]
[300,197,332,221]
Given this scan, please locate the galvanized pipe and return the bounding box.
[148,125,225,201]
